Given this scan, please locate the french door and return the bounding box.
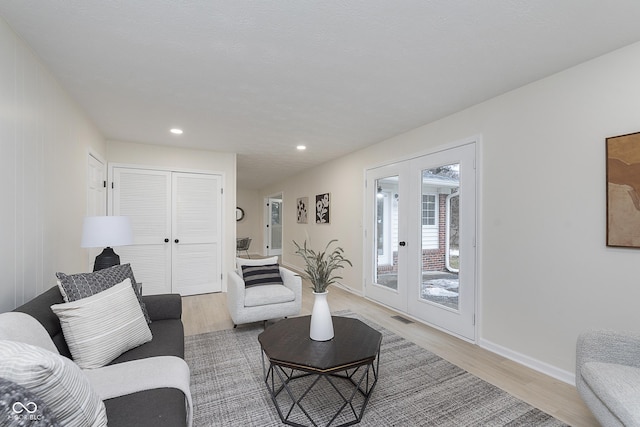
[365,143,476,341]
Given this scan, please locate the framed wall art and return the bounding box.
[607,131,640,247]
[315,193,330,224]
[296,197,308,224]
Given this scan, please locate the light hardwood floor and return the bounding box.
[182,283,599,427]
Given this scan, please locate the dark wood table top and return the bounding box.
[258,316,382,373]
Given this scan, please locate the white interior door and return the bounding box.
[171,173,222,296]
[266,196,283,256]
[111,168,172,295]
[365,142,477,341]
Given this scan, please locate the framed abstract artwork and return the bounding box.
[315,193,330,224]
[296,197,308,224]
[606,131,640,247]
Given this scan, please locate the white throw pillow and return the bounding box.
[0,340,107,427]
[51,278,152,369]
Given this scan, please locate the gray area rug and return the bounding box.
[185,313,567,426]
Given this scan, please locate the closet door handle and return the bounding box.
[164,238,169,243]
[399,241,406,247]
[174,239,179,244]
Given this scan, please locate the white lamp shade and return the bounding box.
[81,216,133,248]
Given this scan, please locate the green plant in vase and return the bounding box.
[293,239,352,293]
[294,239,352,341]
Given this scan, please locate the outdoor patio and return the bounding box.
[376,271,459,310]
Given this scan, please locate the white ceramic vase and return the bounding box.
[310,291,334,341]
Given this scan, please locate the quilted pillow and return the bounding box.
[0,340,107,427]
[0,377,60,426]
[56,263,150,323]
[51,279,153,369]
[241,264,283,288]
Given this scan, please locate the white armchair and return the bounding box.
[227,257,302,327]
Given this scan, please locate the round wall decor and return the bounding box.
[236,207,245,221]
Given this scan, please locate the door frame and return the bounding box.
[87,151,107,271]
[363,136,482,343]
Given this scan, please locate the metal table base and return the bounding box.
[261,349,380,427]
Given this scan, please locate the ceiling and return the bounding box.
[3,1,640,189]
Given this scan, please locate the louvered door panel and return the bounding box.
[172,173,222,295]
[116,245,170,296]
[174,173,219,242]
[112,168,172,294]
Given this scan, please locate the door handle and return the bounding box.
[399,241,406,247]
[164,238,169,243]
[174,239,179,244]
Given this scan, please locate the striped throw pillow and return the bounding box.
[0,340,107,427]
[56,263,150,323]
[51,279,152,369]
[241,264,283,288]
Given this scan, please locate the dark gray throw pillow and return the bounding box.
[241,264,283,288]
[56,263,150,323]
[0,377,60,426]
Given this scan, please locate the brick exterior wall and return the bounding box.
[421,194,447,271]
[377,194,448,274]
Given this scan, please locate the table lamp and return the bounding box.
[81,216,133,271]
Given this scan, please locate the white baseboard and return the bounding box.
[278,261,574,385]
[332,281,364,297]
[281,261,303,275]
[479,337,575,386]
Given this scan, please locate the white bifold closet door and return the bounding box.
[111,167,222,296]
[171,172,222,296]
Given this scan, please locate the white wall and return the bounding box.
[106,140,237,289]
[261,41,640,382]
[0,17,106,311]
[236,187,263,257]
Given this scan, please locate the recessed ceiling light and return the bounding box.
[170,128,183,135]
[296,145,306,151]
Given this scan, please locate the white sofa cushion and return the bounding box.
[84,356,193,427]
[51,279,152,369]
[0,340,107,427]
[581,362,640,426]
[244,284,295,307]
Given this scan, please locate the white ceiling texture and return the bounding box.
[3,1,640,189]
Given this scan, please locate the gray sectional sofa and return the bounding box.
[11,285,189,427]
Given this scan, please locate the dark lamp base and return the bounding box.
[93,247,121,271]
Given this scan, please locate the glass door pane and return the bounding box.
[267,197,282,256]
[375,176,399,291]
[419,164,460,310]
[270,200,282,251]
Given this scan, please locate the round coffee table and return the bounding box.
[258,316,382,427]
